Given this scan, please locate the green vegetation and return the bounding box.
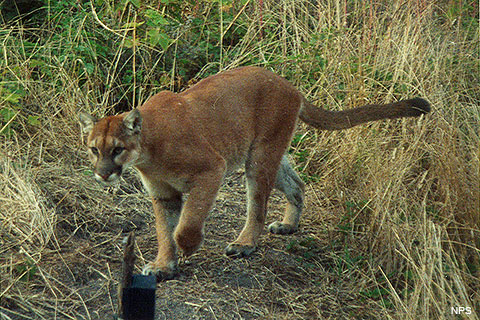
[1,0,478,319]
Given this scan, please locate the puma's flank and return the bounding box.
[79,66,430,280]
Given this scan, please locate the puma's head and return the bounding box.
[78,109,142,184]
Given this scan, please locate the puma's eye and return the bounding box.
[112,147,124,157]
[90,147,99,156]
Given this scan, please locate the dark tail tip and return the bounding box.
[405,97,431,115]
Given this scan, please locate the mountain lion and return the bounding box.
[79,66,430,281]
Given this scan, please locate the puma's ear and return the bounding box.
[123,109,142,135]
[78,112,97,134]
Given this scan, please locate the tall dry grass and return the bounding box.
[1,0,478,319]
[273,1,479,319]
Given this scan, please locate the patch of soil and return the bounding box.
[2,171,379,319]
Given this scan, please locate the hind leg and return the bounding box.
[225,147,283,257]
[268,154,305,235]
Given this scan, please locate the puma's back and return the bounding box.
[173,67,304,168]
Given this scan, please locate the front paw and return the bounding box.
[267,221,297,235]
[174,226,203,257]
[225,243,256,258]
[142,261,178,282]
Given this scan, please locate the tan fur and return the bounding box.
[79,66,430,280]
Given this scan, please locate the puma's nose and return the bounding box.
[100,173,110,181]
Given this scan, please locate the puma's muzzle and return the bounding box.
[94,160,123,183]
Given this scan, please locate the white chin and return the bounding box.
[94,173,120,184]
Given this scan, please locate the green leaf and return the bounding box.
[147,28,171,50]
[27,115,40,126]
[128,0,141,8]
[147,28,161,46]
[0,107,16,122]
[29,59,46,68]
[157,33,171,50]
[145,29,171,50]
[145,9,169,26]
[84,63,95,75]
[15,258,37,282]
[122,38,134,48]
[3,91,22,105]
[0,126,14,136]
[123,21,144,29]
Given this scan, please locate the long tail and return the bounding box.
[299,97,430,130]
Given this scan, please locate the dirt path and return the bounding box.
[2,170,380,319]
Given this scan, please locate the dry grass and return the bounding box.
[1,0,479,319]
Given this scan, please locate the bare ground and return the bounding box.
[1,167,388,320]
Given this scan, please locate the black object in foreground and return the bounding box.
[118,232,156,320]
[122,274,156,320]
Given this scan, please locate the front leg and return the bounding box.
[174,165,225,257]
[142,194,182,281]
